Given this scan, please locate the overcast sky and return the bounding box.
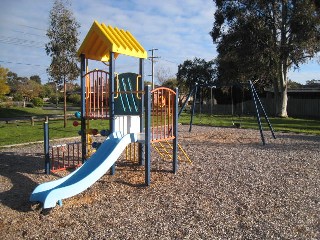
[0,0,318,85]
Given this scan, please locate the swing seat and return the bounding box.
[233,122,241,128]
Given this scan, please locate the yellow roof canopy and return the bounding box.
[78,21,147,61]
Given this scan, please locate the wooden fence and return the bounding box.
[196,98,320,119]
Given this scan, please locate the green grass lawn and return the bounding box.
[0,118,109,146]
[179,113,320,135]
[0,106,78,118]
[0,107,319,146]
[0,107,107,146]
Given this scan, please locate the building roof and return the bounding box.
[77,21,147,61]
[265,88,320,93]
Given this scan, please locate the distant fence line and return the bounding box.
[195,98,320,119]
[0,114,75,125]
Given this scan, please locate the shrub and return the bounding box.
[26,103,34,108]
[68,94,81,105]
[31,97,44,107]
[49,93,63,104]
[13,94,23,101]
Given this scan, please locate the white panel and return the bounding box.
[128,116,140,133]
[115,115,140,134]
[115,115,128,135]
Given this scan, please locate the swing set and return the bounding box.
[179,81,276,145]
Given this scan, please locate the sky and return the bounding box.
[0,0,319,85]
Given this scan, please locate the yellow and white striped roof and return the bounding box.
[78,21,147,61]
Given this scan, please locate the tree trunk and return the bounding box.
[279,86,288,117]
[278,62,288,118]
[272,77,280,116]
[277,1,288,118]
[64,77,67,128]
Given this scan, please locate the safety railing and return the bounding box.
[50,142,82,172]
[84,70,109,119]
[150,87,176,142]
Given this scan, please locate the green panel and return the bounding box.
[114,72,142,115]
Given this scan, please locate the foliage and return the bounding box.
[305,79,320,88]
[4,69,45,100]
[287,80,303,89]
[144,80,152,86]
[46,0,80,85]
[16,80,44,101]
[162,78,178,90]
[31,97,44,107]
[177,58,216,91]
[30,75,41,84]
[67,93,81,105]
[0,66,8,81]
[13,93,23,101]
[43,83,55,96]
[156,64,176,86]
[6,71,28,95]
[176,58,216,106]
[26,103,34,108]
[211,0,320,117]
[0,66,10,97]
[46,0,80,127]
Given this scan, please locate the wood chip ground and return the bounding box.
[0,125,319,239]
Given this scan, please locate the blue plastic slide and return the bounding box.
[30,132,137,209]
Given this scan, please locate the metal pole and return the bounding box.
[148,48,158,90]
[189,84,198,132]
[80,54,87,163]
[151,50,154,90]
[144,85,151,186]
[44,121,50,174]
[109,51,116,175]
[139,58,145,166]
[210,86,213,116]
[173,87,179,174]
[231,86,234,117]
[251,83,276,139]
[178,86,194,117]
[249,81,265,145]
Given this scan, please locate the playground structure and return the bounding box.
[31,21,189,209]
[179,81,276,145]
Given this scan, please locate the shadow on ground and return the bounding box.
[0,151,43,212]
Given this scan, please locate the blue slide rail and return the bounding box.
[30,132,137,209]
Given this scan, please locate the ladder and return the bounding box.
[152,140,192,164]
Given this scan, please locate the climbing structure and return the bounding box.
[42,20,190,185]
[77,21,147,168]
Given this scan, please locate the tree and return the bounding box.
[30,75,41,84]
[6,71,28,95]
[287,80,303,89]
[17,80,43,101]
[162,78,178,90]
[211,0,320,117]
[0,66,10,98]
[305,79,320,88]
[177,58,216,106]
[155,65,175,86]
[177,58,216,88]
[177,58,216,89]
[46,0,80,127]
